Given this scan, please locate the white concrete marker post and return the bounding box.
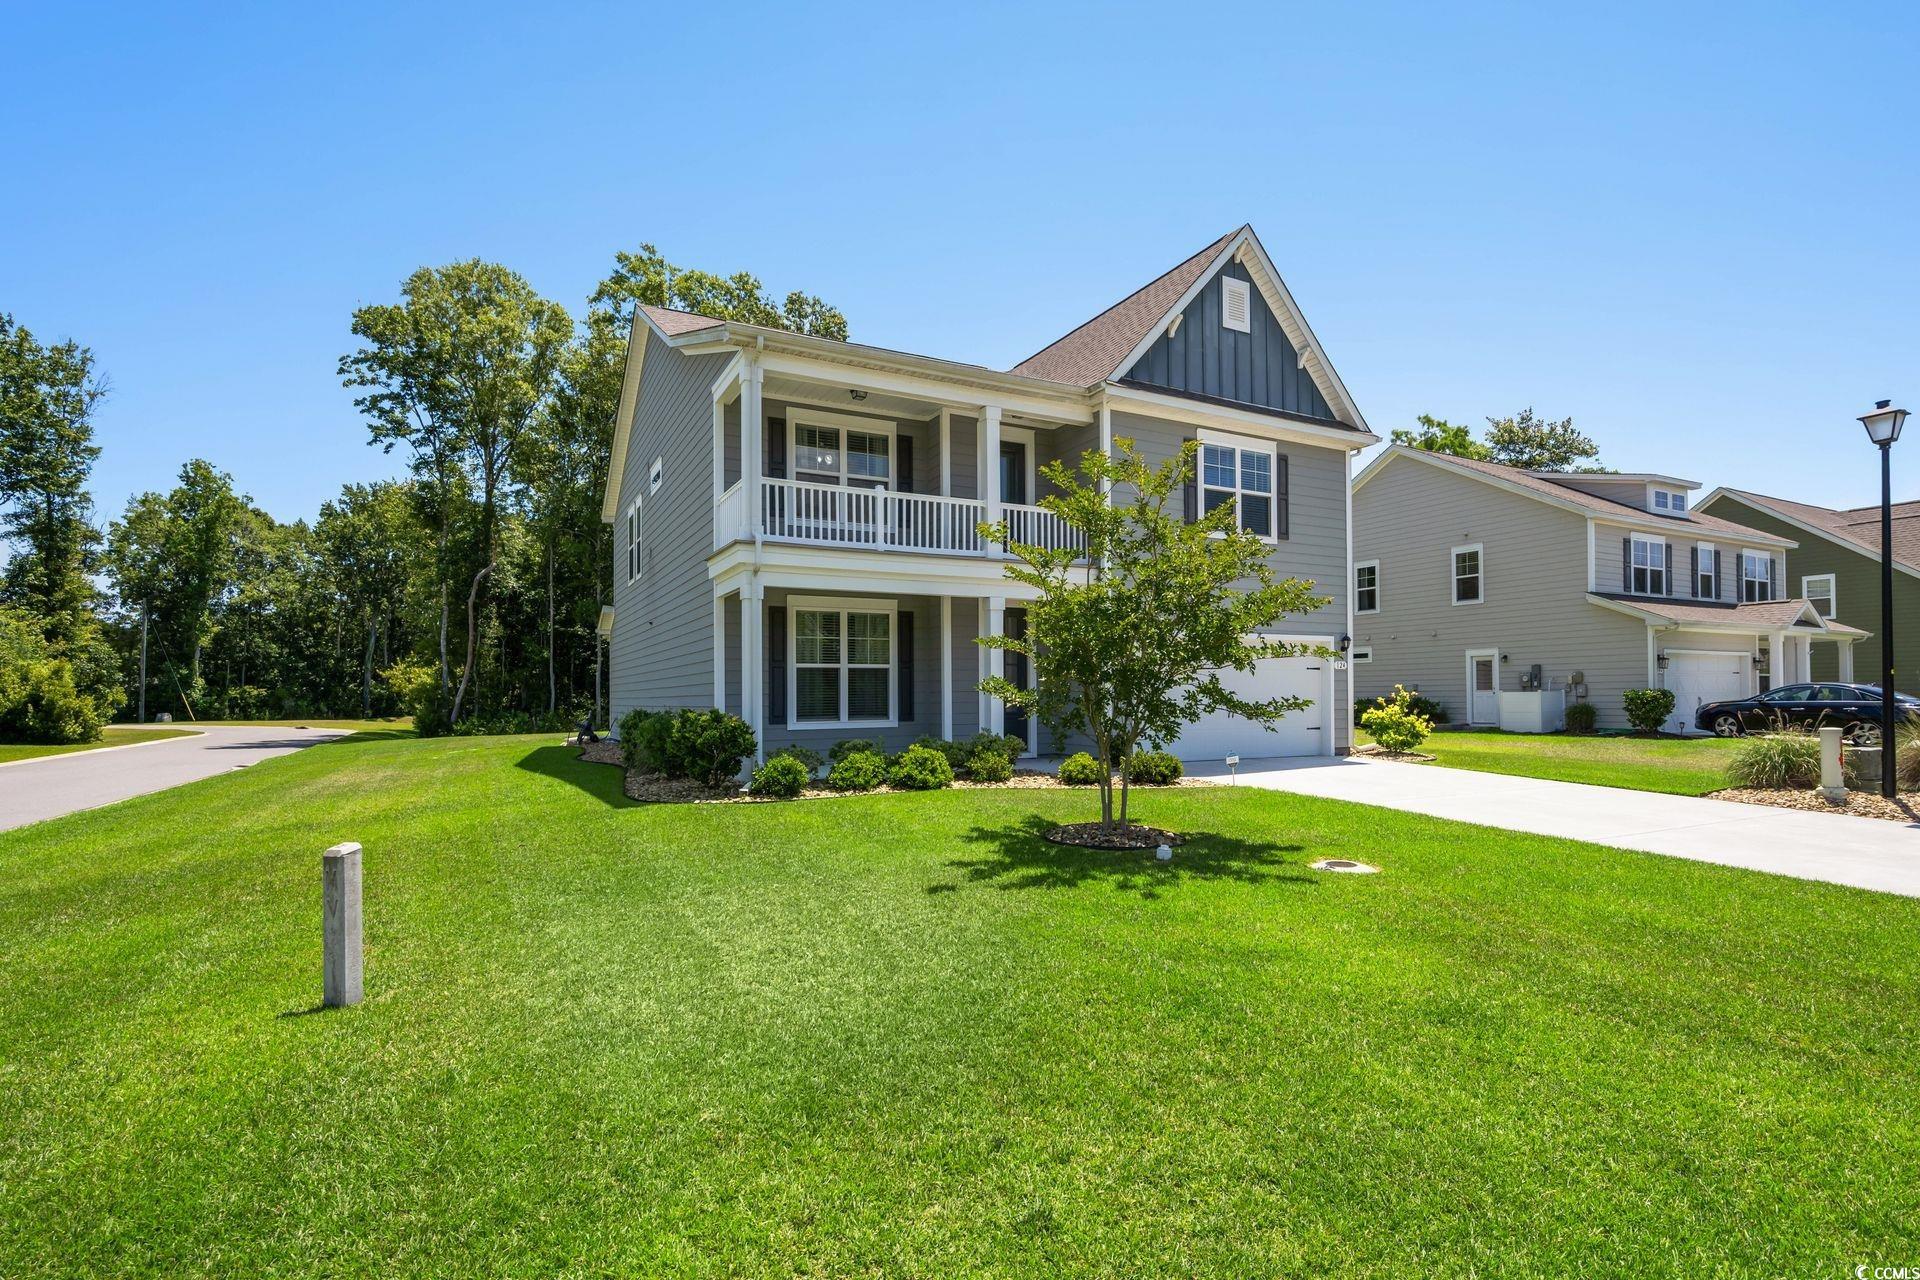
[1818,727,1847,804]
[323,841,363,1007]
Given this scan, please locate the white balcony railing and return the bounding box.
[1003,502,1086,556]
[741,478,1087,560]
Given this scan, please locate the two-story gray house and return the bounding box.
[599,226,1379,765]
[1351,447,1865,734]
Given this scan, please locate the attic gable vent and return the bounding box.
[1222,277,1251,332]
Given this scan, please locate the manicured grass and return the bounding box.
[0,724,195,765]
[1362,727,1742,795]
[3,735,1916,1276]
[192,716,416,733]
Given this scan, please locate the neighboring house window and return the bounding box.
[1200,435,1278,538]
[624,497,642,584]
[1671,492,1687,511]
[1742,551,1773,602]
[1802,574,1836,618]
[1651,488,1688,512]
[648,457,664,493]
[1630,537,1667,595]
[1355,560,1379,614]
[1452,544,1483,605]
[1350,646,1373,664]
[791,598,895,727]
[1697,542,1717,599]
[1222,277,1252,332]
[792,412,893,489]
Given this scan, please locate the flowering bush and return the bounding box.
[1360,684,1433,754]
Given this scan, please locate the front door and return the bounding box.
[1466,649,1500,725]
[1004,608,1030,752]
[999,441,1029,506]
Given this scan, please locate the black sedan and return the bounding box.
[1696,682,1920,741]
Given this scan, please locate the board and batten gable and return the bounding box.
[1352,454,1650,729]
[609,329,733,723]
[1120,259,1336,421]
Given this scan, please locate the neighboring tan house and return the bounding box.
[1351,447,1866,734]
[1695,488,1920,694]
[601,226,1379,765]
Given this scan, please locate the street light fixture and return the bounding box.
[1858,399,1908,798]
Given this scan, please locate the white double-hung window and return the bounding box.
[1696,542,1717,599]
[1741,550,1773,602]
[1355,560,1379,613]
[1199,430,1282,539]
[1629,536,1667,594]
[790,597,895,728]
[623,496,642,584]
[1451,543,1483,605]
[1802,573,1836,618]
[792,411,892,489]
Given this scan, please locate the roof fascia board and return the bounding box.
[1584,594,1801,635]
[754,347,1093,423]
[1104,382,1376,451]
[600,309,650,523]
[1107,230,1247,394]
[1700,487,1920,583]
[1586,511,1793,550]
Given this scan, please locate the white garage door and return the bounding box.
[1166,655,1326,762]
[1663,652,1749,734]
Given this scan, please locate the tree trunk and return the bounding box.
[593,631,604,728]
[546,537,556,715]
[438,585,450,696]
[138,602,150,723]
[449,561,494,725]
[362,616,376,718]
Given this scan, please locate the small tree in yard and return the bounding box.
[1623,687,1676,736]
[979,439,1329,836]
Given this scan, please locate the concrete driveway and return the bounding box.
[1188,755,1920,898]
[0,725,352,832]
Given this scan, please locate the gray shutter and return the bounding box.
[1771,555,1783,601]
[1665,541,1674,596]
[1275,453,1290,539]
[767,605,786,723]
[897,610,915,722]
[1182,438,1198,524]
[766,418,786,479]
[1622,537,1631,592]
[1691,546,1699,599]
[1713,549,1723,601]
[895,434,913,494]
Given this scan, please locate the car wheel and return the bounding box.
[1711,713,1743,737]
[1846,722,1882,746]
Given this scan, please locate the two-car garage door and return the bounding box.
[1165,653,1329,762]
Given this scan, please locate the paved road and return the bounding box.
[1188,755,1920,898]
[0,725,352,832]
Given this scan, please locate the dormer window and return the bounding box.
[1651,487,1687,513]
[1222,277,1251,333]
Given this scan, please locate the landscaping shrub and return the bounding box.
[965,731,1026,762]
[913,735,970,771]
[617,708,673,773]
[0,659,102,745]
[828,748,888,791]
[887,743,954,791]
[1353,690,1446,726]
[964,748,1013,783]
[769,744,825,777]
[1623,688,1676,736]
[1359,683,1433,754]
[1124,750,1183,785]
[829,738,882,765]
[749,754,810,798]
[1727,730,1820,790]
[1058,751,1104,787]
[1563,701,1597,734]
[665,709,757,785]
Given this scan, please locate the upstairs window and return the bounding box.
[1222,277,1252,332]
[1630,537,1668,594]
[1355,560,1379,614]
[624,497,642,584]
[1802,573,1836,618]
[1696,542,1717,599]
[1200,437,1279,538]
[792,414,893,489]
[1452,544,1483,605]
[648,457,664,493]
[1651,488,1688,512]
[1742,550,1774,602]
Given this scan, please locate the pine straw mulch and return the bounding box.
[1352,743,1437,763]
[1712,786,1920,825]
[571,738,1215,805]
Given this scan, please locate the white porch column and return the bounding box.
[740,358,764,541]
[742,578,764,761]
[1769,630,1786,689]
[712,590,727,711]
[986,596,1006,735]
[937,409,951,498]
[940,595,954,740]
[982,404,1003,528]
[1838,638,1855,682]
[977,596,990,733]
[1096,403,1112,499]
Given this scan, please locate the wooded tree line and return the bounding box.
[0,249,845,740]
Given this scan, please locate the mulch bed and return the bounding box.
[1713,786,1920,825]
[1353,744,1437,763]
[570,738,1214,805]
[1043,822,1187,850]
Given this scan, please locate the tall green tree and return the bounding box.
[1390,413,1490,459]
[340,260,572,724]
[981,440,1329,833]
[1483,408,1601,471]
[0,313,107,644]
[317,482,418,717]
[589,244,849,338]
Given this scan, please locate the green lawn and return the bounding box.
[0,724,195,764]
[192,716,416,733]
[1361,727,1742,795]
[3,734,1915,1276]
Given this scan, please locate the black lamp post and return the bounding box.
[1859,399,1908,798]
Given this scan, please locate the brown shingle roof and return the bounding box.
[1716,489,1920,573]
[1410,450,1790,542]
[1007,228,1241,386]
[1591,594,1860,632]
[638,304,726,337]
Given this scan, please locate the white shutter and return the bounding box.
[1222,277,1251,332]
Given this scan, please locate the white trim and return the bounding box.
[1801,572,1837,619]
[1464,648,1501,725]
[1586,517,1597,592]
[786,594,899,731]
[1450,542,1484,606]
[939,594,953,740]
[600,307,650,522]
[622,495,644,584]
[1221,276,1252,332]
[1628,534,1669,595]
[1354,558,1379,614]
[1104,382,1376,450]
[1699,487,1920,582]
[1696,540,1718,600]
[1585,593,1833,634]
[1740,548,1774,603]
[1197,428,1281,541]
[648,456,664,494]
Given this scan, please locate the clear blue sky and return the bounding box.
[4,1,1916,528]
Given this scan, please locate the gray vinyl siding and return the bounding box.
[948,415,978,499]
[1036,422,1097,498]
[1593,520,1780,605]
[1352,456,1651,730]
[1121,260,1335,421]
[609,330,733,723]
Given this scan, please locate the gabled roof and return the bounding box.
[1587,594,1862,634]
[638,304,726,337]
[1700,487,1920,577]
[1009,229,1239,385]
[1355,446,1795,546]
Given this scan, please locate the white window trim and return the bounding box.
[1802,573,1837,618]
[1222,276,1252,333]
[623,496,642,585]
[1355,559,1380,614]
[1741,548,1773,602]
[788,408,899,490]
[1196,427,1279,542]
[786,594,898,731]
[1629,535,1669,595]
[1451,543,1484,606]
[1648,484,1688,512]
[1350,646,1373,664]
[648,456,664,493]
[1696,541,1717,599]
